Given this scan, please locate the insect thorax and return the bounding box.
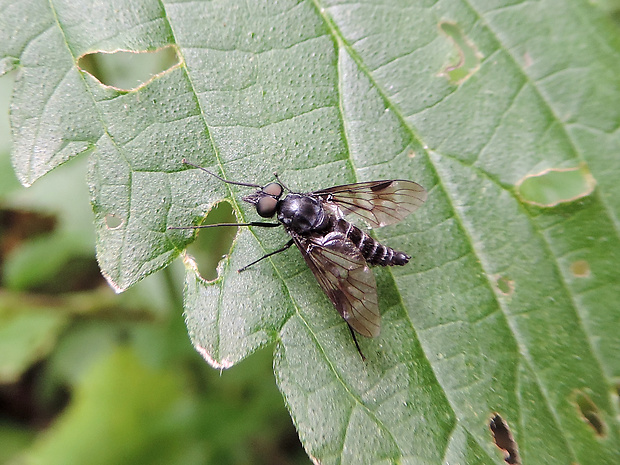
[277,194,328,234]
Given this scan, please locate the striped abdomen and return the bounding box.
[335,218,410,266]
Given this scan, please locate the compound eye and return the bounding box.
[263,182,283,198]
[256,196,278,218]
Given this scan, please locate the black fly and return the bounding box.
[170,159,427,359]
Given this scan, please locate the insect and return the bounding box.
[171,159,427,359]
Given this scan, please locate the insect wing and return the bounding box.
[293,233,380,338]
[314,180,427,228]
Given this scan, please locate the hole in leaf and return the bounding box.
[439,22,482,84]
[186,202,237,281]
[496,275,514,296]
[77,45,180,91]
[489,414,521,465]
[570,259,590,278]
[104,214,123,230]
[517,165,596,207]
[574,391,606,436]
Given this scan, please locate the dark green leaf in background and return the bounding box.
[1,0,619,464]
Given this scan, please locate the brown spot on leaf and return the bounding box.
[495,275,514,296]
[490,414,521,464]
[569,260,590,278]
[574,391,606,437]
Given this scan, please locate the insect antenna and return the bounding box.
[182,158,262,188]
[273,172,295,193]
[168,222,280,230]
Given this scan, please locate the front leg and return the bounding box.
[238,239,295,272]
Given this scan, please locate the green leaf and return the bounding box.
[2,1,620,464]
[16,347,184,465]
[0,303,68,383]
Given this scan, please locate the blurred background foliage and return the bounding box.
[0,51,308,465]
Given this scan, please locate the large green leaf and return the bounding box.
[2,0,619,464]
[19,347,184,465]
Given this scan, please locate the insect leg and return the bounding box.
[168,222,280,230]
[238,239,295,272]
[348,325,366,361]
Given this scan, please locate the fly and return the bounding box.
[170,159,427,359]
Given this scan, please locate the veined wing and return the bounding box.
[293,232,380,338]
[314,180,427,229]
